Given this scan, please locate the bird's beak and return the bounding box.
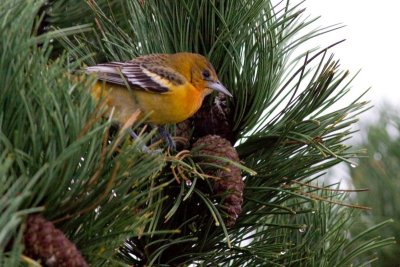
[206,80,232,97]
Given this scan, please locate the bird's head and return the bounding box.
[170,52,232,97]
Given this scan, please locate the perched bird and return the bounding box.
[86,53,232,124]
[86,52,231,149]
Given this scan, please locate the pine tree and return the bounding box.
[351,107,400,266]
[0,0,394,266]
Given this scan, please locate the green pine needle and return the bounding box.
[0,0,393,266]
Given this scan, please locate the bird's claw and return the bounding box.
[158,126,176,152]
[130,127,176,154]
[141,146,163,155]
[129,129,163,155]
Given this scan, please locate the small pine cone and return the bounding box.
[174,120,193,149]
[23,214,88,267]
[192,94,234,144]
[192,135,244,227]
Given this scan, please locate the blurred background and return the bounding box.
[305,0,400,108]
[304,0,400,265]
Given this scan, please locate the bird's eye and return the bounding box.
[202,70,211,79]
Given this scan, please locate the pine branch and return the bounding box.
[56,0,386,265]
[1,1,167,265]
[351,106,400,266]
[1,0,392,266]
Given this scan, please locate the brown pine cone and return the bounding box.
[192,135,244,227]
[23,214,88,267]
[192,94,234,144]
[174,120,193,149]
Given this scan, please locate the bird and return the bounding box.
[85,52,232,149]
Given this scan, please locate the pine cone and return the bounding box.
[23,214,88,267]
[174,120,193,149]
[192,135,244,227]
[192,94,234,143]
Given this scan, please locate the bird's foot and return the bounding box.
[158,126,176,152]
[129,129,162,155]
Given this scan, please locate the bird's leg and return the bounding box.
[158,126,176,151]
[129,129,148,153]
[129,129,161,154]
[129,129,139,139]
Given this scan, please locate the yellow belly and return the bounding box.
[91,82,203,125]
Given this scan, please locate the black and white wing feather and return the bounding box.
[86,56,185,93]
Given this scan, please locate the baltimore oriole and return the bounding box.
[85,52,231,149]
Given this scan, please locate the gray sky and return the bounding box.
[304,0,400,109]
[288,1,400,185]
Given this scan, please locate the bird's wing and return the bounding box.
[85,55,185,93]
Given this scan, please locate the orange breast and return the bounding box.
[134,83,204,124]
[91,81,205,125]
